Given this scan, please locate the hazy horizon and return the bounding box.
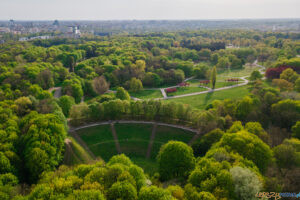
[1,0,299,20]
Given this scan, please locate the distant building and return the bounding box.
[226,44,239,49]
[65,26,81,38]
[0,27,10,33]
[9,19,15,27]
[53,20,60,26]
[19,35,53,42]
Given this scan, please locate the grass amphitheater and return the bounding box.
[68,122,197,174]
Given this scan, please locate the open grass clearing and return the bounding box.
[154,125,195,143]
[119,140,149,158]
[167,87,207,97]
[89,142,118,161]
[166,85,250,109]
[214,81,240,89]
[115,123,153,141]
[76,124,113,146]
[217,66,261,78]
[129,89,163,99]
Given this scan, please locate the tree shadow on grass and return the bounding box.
[203,91,214,107]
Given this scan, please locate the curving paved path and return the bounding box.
[154,60,265,100]
[69,120,198,133]
[49,87,62,98]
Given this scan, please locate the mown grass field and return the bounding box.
[214,81,240,89]
[217,66,261,78]
[130,89,163,99]
[167,87,207,97]
[115,123,153,158]
[76,125,113,146]
[90,142,118,161]
[167,85,250,109]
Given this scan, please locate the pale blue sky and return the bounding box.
[0,0,299,20]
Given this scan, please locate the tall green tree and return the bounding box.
[157,141,195,180]
[211,66,217,89]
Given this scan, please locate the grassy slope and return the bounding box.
[63,137,94,165]
[76,125,117,161]
[150,125,195,159]
[166,85,249,110]
[115,123,153,158]
[77,125,114,146]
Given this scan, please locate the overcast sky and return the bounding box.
[0,0,299,20]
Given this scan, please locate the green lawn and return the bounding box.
[76,125,118,161]
[166,85,250,110]
[150,125,195,159]
[90,142,118,161]
[115,123,153,141]
[217,66,260,78]
[186,79,202,87]
[119,140,149,158]
[129,90,162,99]
[214,81,240,89]
[154,125,194,143]
[167,87,207,97]
[76,125,114,146]
[150,141,165,160]
[115,123,153,158]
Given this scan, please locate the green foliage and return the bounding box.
[192,128,224,157]
[273,143,299,170]
[129,78,143,93]
[138,186,172,200]
[280,68,299,83]
[58,95,75,117]
[116,87,131,101]
[271,99,300,129]
[107,181,138,200]
[210,66,217,89]
[249,70,263,81]
[188,158,235,200]
[214,130,272,172]
[20,111,67,182]
[143,72,162,87]
[295,77,300,92]
[157,141,195,181]
[245,122,270,143]
[292,121,300,139]
[184,184,217,200]
[193,64,209,79]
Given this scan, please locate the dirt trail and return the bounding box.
[110,123,122,154]
[146,123,157,159]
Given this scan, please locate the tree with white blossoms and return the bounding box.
[230,166,262,200]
